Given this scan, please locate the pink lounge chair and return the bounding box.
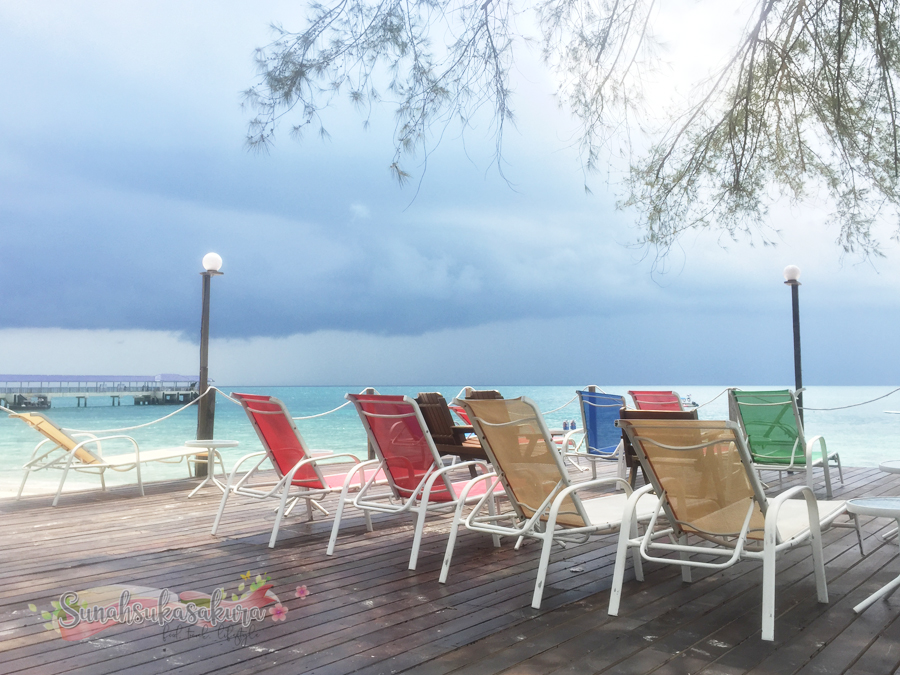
[627,390,685,411]
[211,393,384,548]
[328,393,504,570]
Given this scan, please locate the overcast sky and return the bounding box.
[1,1,898,386]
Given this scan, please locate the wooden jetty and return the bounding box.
[2,462,900,675]
[0,374,200,409]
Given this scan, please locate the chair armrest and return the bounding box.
[765,484,821,545]
[561,429,585,452]
[806,435,831,464]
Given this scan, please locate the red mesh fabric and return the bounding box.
[628,390,684,411]
[355,395,452,500]
[233,393,325,489]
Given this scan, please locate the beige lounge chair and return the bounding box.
[442,396,658,609]
[609,418,863,641]
[13,412,220,506]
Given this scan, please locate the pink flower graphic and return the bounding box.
[295,585,309,599]
[269,603,288,622]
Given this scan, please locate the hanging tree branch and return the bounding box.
[245,0,900,256]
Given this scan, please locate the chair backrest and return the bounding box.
[617,418,768,542]
[464,388,503,400]
[628,390,685,411]
[577,391,626,454]
[619,408,698,470]
[232,393,327,489]
[12,412,101,464]
[456,397,589,528]
[729,389,804,465]
[415,393,461,446]
[346,394,454,500]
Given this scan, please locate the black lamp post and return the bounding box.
[783,264,803,425]
[196,252,223,476]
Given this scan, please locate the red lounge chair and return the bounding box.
[628,390,685,411]
[328,393,504,570]
[211,393,384,548]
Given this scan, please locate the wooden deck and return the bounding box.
[3,463,900,675]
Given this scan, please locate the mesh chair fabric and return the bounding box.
[731,390,803,466]
[233,393,326,489]
[466,398,586,527]
[578,391,625,455]
[628,391,684,411]
[623,419,766,540]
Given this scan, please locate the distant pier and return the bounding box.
[0,374,202,409]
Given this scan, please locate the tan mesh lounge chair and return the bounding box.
[13,412,221,506]
[609,418,863,641]
[729,388,842,498]
[441,397,659,609]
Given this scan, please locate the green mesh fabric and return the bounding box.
[731,390,803,466]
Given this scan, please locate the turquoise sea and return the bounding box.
[3,385,900,499]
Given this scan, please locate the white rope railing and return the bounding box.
[803,387,900,411]
[694,388,730,408]
[57,387,230,434]
[293,400,351,420]
[543,395,578,415]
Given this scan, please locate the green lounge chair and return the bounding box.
[729,389,842,499]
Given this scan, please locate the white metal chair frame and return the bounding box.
[328,394,500,571]
[442,396,656,609]
[608,419,862,641]
[729,388,843,499]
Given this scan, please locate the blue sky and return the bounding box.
[1,1,899,386]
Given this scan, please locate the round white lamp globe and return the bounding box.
[202,252,223,272]
[783,265,801,282]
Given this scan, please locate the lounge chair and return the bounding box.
[13,412,221,506]
[441,396,659,609]
[211,393,383,548]
[619,407,699,487]
[562,388,627,480]
[328,393,503,570]
[729,388,842,499]
[609,418,863,641]
[628,390,685,411]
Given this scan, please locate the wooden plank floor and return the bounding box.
[2,463,900,674]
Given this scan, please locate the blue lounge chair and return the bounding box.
[563,387,626,480]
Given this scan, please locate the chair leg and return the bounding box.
[810,524,829,604]
[678,534,692,583]
[531,530,555,609]
[821,462,833,499]
[761,543,777,641]
[269,484,293,549]
[17,468,31,500]
[408,504,429,571]
[211,486,232,535]
[100,470,107,492]
[608,524,633,616]
[852,514,864,555]
[630,515,643,581]
[52,464,74,507]
[439,502,467,584]
[835,454,844,483]
[326,494,349,556]
[135,462,144,497]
